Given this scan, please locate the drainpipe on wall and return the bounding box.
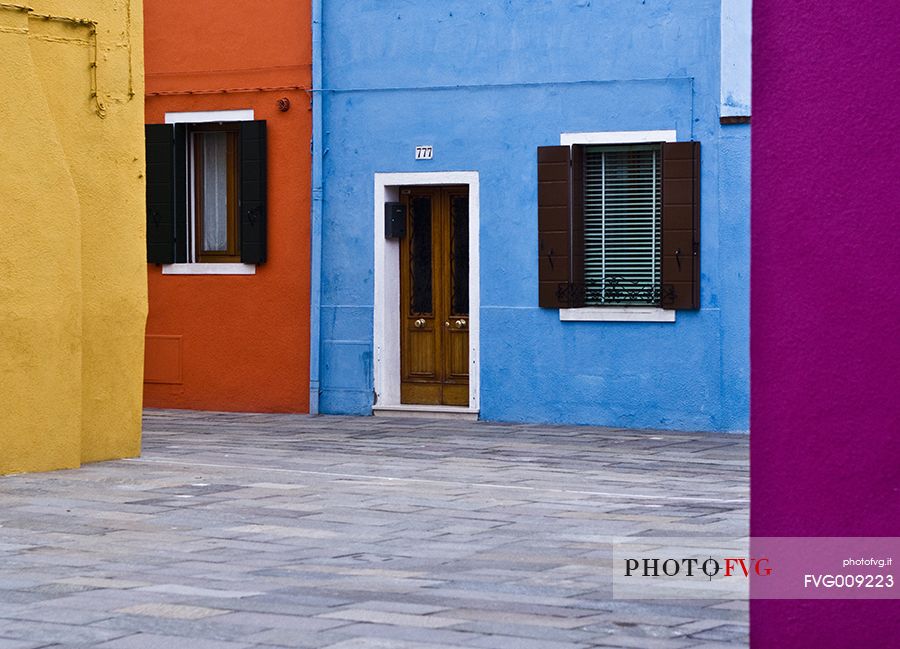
[309,0,324,415]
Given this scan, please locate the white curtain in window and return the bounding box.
[201,132,228,252]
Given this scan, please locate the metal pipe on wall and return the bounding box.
[308,0,324,415]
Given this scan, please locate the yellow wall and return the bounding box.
[0,1,146,474]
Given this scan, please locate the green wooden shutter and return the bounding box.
[145,124,176,264]
[537,145,584,307]
[239,120,268,264]
[660,141,700,310]
[173,124,188,263]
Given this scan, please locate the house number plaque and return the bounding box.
[415,146,433,160]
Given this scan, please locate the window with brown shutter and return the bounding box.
[537,140,700,311]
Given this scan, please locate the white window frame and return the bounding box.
[558,130,678,323]
[373,171,480,414]
[161,110,257,276]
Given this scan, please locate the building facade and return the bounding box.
[312,1,751,431]
[752,0,900,644]
[1,0,146,474]
[143,2,312,412]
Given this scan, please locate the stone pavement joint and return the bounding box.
[0,409,749,648]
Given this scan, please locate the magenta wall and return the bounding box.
[751,2,900,647]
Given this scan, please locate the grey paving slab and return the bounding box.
[91,613,268,642]
[0,640,47,649]
[589,636,696,649]
[94,632,253,649]
[0,409,748,648]
[320,639,465,649]
[0,619,130,645]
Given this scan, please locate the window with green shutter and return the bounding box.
[144,119,268,266]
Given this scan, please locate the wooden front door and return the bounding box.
[400,186,469,406]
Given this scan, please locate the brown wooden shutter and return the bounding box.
[661,141,700,310]
[239,120,268,264]
[570,144,585,303]
[537,145,584,307]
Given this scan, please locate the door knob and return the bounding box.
[414,318,426,328]
[455,319,467,329]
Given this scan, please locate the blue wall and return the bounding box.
[318,0,749,431]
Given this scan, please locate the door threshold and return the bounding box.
[372,404,479,420]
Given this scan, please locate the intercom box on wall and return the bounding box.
[385,202,406,238]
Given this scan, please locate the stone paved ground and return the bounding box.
[0,410,749,649]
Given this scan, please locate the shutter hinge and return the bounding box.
[373,389,378,405]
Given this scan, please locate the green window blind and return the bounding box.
[583,144,662,305]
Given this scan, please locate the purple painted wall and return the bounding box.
[752,2,900,647]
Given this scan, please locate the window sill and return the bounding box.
[559,307,675,323]
[161,263,256,276]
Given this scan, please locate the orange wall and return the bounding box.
[143,1,311,412]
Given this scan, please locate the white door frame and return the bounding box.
[373,171,480,412]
